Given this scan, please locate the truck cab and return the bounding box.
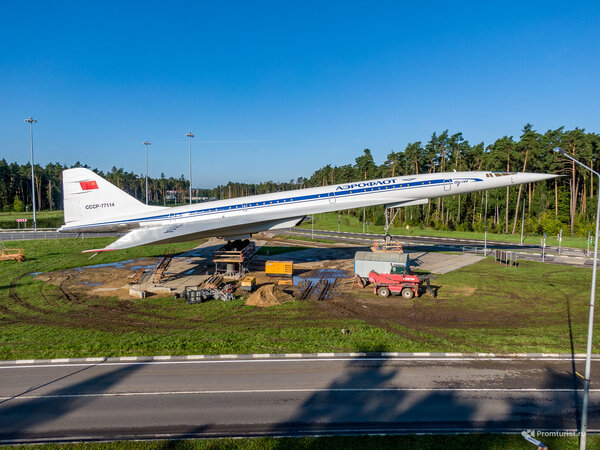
[390,264,409,275]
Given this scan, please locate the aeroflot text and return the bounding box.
[336,179,396,191]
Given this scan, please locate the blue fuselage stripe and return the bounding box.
[68,178,480,230]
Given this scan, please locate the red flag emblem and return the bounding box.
[80,180,99,191]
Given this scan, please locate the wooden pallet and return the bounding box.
[201,274,223,289]
[151,256,173,284]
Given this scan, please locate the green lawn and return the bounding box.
[280,234,337,244]
[0,210,65,229]
[0,237,598,359]
[299,212,590,249]
[9,434,597,449]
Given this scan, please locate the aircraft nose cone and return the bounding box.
[514,172,558,183]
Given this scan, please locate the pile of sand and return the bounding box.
[245,284,294,307]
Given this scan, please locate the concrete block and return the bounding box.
[129,287,146,299]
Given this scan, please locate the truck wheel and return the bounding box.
[401,288,414,299]
[377,286,390,298]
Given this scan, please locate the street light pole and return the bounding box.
[24,117,37,231]
[185,132,194,204]
[555,147,598,450]
[143,141,151,205]
[484,190,488,255]
[520,195,526,244]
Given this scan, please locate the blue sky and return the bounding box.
[1,1,599,187]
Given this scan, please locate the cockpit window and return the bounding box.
[492,172,516,177]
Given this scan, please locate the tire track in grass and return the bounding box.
[322,300,430,344]
[8,274,54,315]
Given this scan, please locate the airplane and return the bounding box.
[58,167,556,252]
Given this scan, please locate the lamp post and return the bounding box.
[24,117,37,231]
[143,141,151,205]
[520,196,526,244]
[185,132,194,204]
[554,147,598,450]
[484,190,488,255]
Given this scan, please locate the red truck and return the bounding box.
[368,266,431,299]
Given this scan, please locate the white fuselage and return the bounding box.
[59,170,552,246]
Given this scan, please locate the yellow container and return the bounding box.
[265,261,293,277]
[241,276,256,292]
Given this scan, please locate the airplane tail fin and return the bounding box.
[62,168,160,225]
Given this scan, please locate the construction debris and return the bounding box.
[184,284,235,304]
[202,274,224,289]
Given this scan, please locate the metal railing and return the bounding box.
[0,230,122,241]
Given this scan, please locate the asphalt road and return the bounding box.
[0,356,598,443]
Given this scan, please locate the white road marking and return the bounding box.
[1,387,599,401]
[0,356,595,370]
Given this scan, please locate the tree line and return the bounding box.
[211,124,600,237]
[0,161,197,213]
[1,124,598,236]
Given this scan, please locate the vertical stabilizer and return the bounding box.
[62,168,161,225]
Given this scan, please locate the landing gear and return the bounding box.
[383,207,400,243]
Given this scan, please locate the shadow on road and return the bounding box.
[268,356,594,441]
[0,363,144,440]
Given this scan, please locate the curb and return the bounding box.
[1,352,599,366]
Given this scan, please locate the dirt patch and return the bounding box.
[444,286,477,296]
[37,258,158,300]
[245,284,294,307]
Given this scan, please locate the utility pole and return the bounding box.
[24,117,37,231]
[143,141,151,204]
[185,132,194,204]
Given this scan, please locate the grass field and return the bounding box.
[0,237,598,359]
[9,434,598,449]
[0,210,65,228]
[299,212,591,249]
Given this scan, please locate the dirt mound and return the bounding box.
[245,284,294,307]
